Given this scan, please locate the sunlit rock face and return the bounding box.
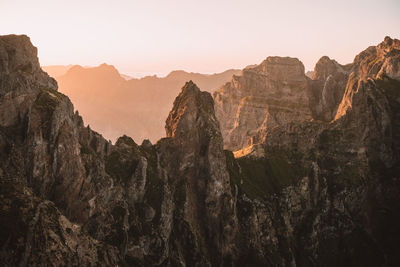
[214,37,400,154]
[308,56,351,122]
[1,34,400,267]
[213,56,312,151]
[335,36,400,120]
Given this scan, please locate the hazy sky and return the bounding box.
[1,0,399,77]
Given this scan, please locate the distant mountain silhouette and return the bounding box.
[120,74,132,80]
[54,64,241,142]
[42,64,73,77]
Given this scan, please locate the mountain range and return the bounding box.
[0,34,400,266]
[44,64,241,142]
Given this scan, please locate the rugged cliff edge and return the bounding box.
[1,34,400,267]
[217,36,400,266]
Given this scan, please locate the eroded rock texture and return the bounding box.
[309,56,351,121]
[1,34,400,267]
[213,57,312,151]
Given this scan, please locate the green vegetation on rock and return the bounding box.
[226,150,306,200]
[105,151,139,184]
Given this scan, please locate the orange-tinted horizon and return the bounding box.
[1,0,399,77]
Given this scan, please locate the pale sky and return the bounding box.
[1,0,399,77]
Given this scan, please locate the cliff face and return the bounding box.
[218,36,400,266]
[214,37,400,154]
[0,35,120,265]
[335,36,400,120]
[308,56,351,121]
[1,34,400,267]
[230,77,400,266]
[213,57,312,151]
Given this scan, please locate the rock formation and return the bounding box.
[335,36,400,120]
[217,36,400,266]
[1,34,400,267]
[214,38,400,152]
[213,57,312,151]
[308,56,351,121]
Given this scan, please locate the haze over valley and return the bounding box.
[44,63,241,142]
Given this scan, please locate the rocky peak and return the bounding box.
[351,36,400,80]
[213,56,311,151]
[312,56,347,80]
[0,34,57,94]
[0,34,39,75]
[162,80,236,265]
[166,80,217,139]
[251,56,306,82]
[0,35,57,127]
[377,36,400,56]
[335,36,400,120]
[309,56,350,121]
[115,134,138,147]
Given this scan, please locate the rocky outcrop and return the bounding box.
[0,35,120,265]
[158,81,236,265]
[0,182,120,266]
[1,34,400,267]
[335,36,400,119]
[213,57,312,151]
[308,56,351,121]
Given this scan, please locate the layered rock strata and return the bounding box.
[213,57,312,151]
